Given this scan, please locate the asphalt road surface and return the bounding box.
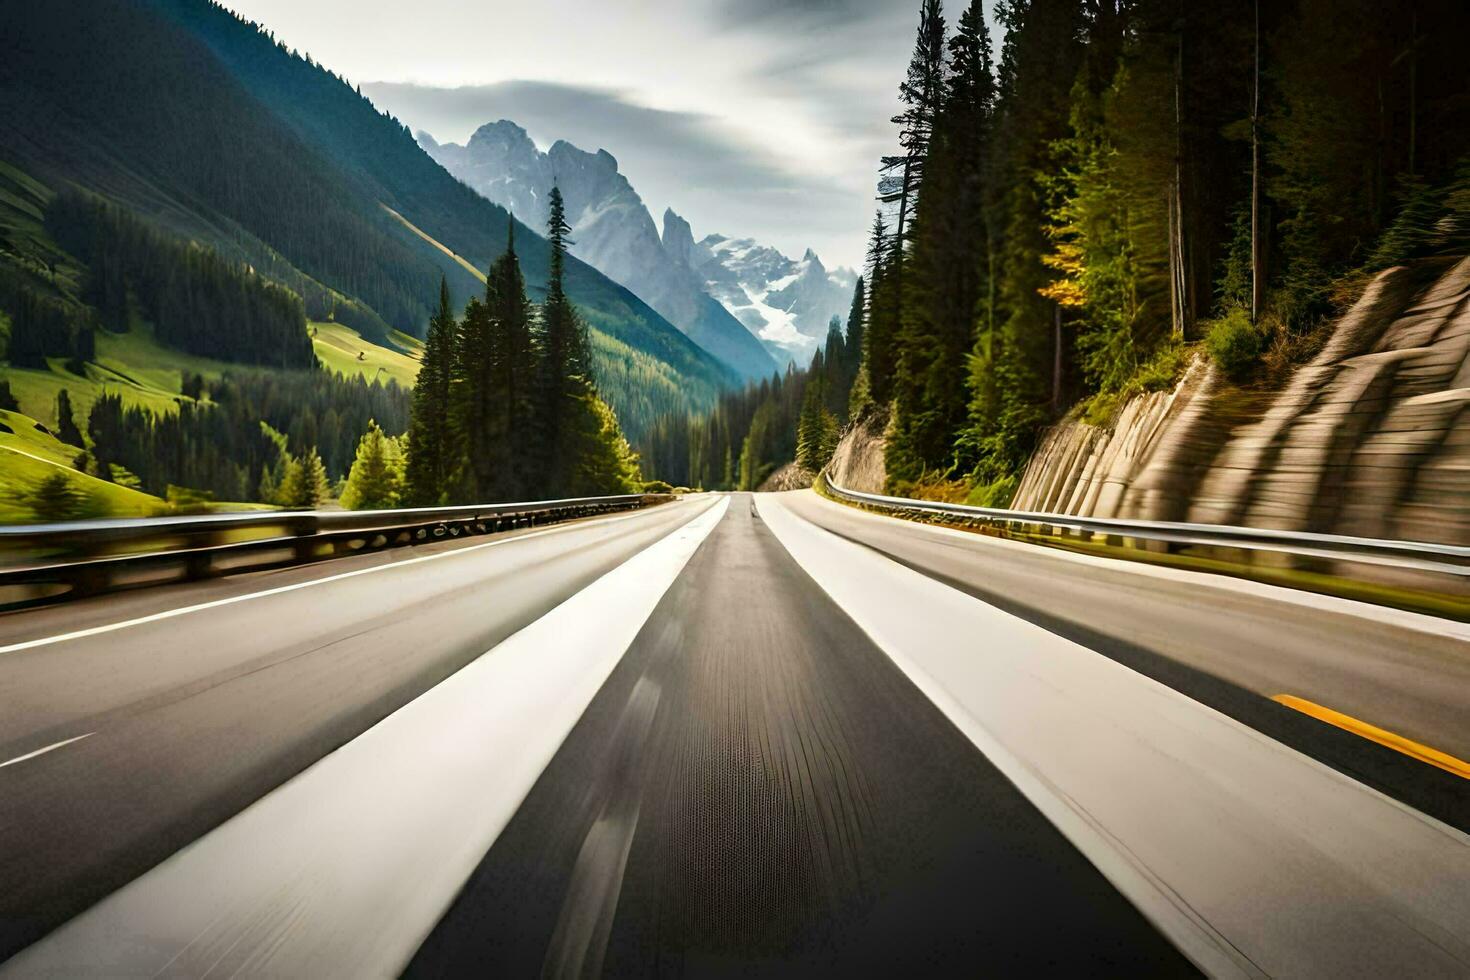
[0,491,1466,977]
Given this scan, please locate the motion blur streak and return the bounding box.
[0,498,728,977]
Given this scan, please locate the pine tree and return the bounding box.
[796,352,840,473]
[277,448,329,508]
[882,0,949,254]
[822,317,849,422]
[844,276,867,388]
[540,185,597,491]
[890,0,997,482]
[863,211,900,403]
[871,0,949,410]
[27,470,89,523]
[341,419,404,509]
[55,389,84,448]
[404,276,457,504]
[455,221,539,502]
[559,393,641,496]
[962,0,1085,479]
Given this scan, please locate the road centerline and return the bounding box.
[1272,695,1470,779]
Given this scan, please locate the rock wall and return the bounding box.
[826,411,888,494]
[758,461,815,492]
[1011,256,1470,545]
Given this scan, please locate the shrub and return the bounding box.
[966,474,1018,509]
[25,470,99,522]
[1205,308,1265,381]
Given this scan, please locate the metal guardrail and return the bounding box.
[820,474,1470,580]
[0,493,671,607]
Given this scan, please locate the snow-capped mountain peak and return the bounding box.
[688,230,856,362]
[421,121,853,370]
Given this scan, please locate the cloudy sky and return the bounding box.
[216,0,990,269]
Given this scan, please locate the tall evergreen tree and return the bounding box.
[540,185,596,490]
[277,447,329,508]
[796,349,840,472]
[820,318,846,420]
[882,0,949,254]
[889,0,997,482]
[871,0,949,409]
[404,277,457,504]
[844,276,867,389]
[341,419,405,509]
[962,0,1085,479]
[863,211,900,403]
[456,221,539,501]
[55,389,84,448]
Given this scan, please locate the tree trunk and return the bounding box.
[1250,0,1264,323]
[1169,7,1191,341]
[1169,193,1183,339]
[987,237,996,361]
[895,155,914,266]
[1052,303,1063,410]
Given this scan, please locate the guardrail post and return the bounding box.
[72,563,112,598]
[291,516,318,563]
[185,550,212,580]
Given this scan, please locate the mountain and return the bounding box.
[0,0,736,437]
[421,122,777,381]
[692,236,858,363]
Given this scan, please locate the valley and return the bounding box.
[1,2,1468,977]
[0,0,756,522]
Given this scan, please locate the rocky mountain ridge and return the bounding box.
[420,121,854,369]
[421,122,774,380]
[694,235,856,362]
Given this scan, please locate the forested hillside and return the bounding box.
[648,0,1470,501]
[876,0,1470,500]
[152,0,742,417]
[0,0,736,440]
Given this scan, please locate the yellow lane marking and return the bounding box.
[1272,694,1470,780]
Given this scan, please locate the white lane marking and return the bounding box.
[0,502,683,657]
[800,490,1470,642]
[759,494,1470,980]
[0,732,94,770]
[0,495,730,978]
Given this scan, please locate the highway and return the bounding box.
[0,491,1466,977]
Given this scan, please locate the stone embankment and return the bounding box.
[826,410,889,493]
[1010,256,1470,547]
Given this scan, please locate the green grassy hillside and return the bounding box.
[0,0,738,521]
[0,317,232,428]
[0,407,162,522]
[0,0,736,421]
[311,321,422,389]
